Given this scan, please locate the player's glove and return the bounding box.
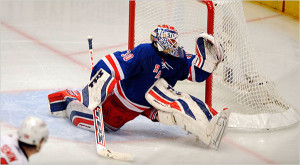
[194,32,224,73]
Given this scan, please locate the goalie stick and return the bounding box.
[87,36,133,161]
[87,36,94,70]
[93,106,133,161]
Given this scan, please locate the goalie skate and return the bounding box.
[210,108,230,150]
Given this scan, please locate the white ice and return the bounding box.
[0,1,299,165]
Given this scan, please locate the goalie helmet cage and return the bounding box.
[128,0,299,131]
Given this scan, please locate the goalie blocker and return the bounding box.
[145,78,230,149]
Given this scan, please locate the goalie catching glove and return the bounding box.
[145,78,230,149]
[194,32,224,73]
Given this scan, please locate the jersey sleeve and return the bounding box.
[0,136,28,165]
[90,48,144,81]
[184,53,211,83]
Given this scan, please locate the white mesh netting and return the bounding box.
[133,0,298,130]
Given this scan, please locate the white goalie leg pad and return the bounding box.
[145,79,219,146]
[66,100,94,131]
[82,68,117,110]
[157,110,176,126]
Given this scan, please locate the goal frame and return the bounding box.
[127,0,299,131]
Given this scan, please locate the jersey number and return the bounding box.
[121,50,134,61]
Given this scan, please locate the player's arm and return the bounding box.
[83,48,143,109]
[186,33,224,82]
[90,53,126,81]
[91,48,143,81]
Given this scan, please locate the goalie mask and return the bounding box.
[150,24,184,58]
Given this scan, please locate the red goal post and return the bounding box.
[128,0,299,131]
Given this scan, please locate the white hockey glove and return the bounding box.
[194,32,224,73]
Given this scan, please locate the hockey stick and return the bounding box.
[87,36,94,70]
[93,106,133,161]
[87,36,133,161]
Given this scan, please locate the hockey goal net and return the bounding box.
[129,0,299,130]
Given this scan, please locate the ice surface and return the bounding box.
[0,1,299,164]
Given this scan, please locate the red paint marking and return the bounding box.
[223,137,276,164]
[1,21,90,70]
[0,86,84,94]
[66,43,128,57]
[246,14,281,23]
[1,13,281,75]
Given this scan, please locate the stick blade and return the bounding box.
[97,147,134,161]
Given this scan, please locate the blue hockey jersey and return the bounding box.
[91,43,210,113]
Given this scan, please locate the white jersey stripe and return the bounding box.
[191,64,196,82]
[114,88,143,113]
[114,83,150,112]
[110,53,125,80]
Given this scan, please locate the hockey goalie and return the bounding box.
[47,25,230,160]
